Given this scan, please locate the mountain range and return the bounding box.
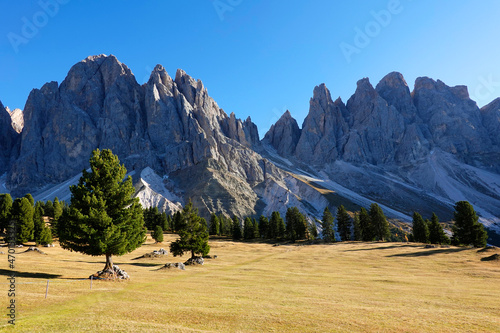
[1,54,499,238]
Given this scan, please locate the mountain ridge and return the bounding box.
[1,55,499,237]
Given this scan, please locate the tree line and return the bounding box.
[0,193,63,245]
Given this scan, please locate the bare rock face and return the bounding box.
[294,84,349,165]
[9,55,149,192]
[0,101,20,175]
[412,77,492,158]
[344,78,406,164]
[481,98,500,146]
[263,110,301,156]
[5,107,24,133]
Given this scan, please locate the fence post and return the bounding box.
[45,280,49,299]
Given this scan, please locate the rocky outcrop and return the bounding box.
[481,98,500,146]
[263,110,301,156]
[0,101,20,175]
[412,77,492,158]
[5,107,24,133]
[294,84,349,165]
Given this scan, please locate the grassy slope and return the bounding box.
[1,235,499,332]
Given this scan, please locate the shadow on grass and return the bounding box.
[126,262,164,267]
[0,269,61,279]
[386,247,470,258]
[345,244,420,252]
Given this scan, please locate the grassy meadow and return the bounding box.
[1,234,499,332]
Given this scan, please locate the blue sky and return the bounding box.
[1,1,500,136]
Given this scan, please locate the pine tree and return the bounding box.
[321,207,335,242]
[0,193,13,234]
[244,217,255,240]
[24,193,35,207]
[33,201,46,244]
[268,211,279,239]
[12,197,34,244]
[428,213,450,245]
[276,212,286,240]
[232,216,242,240]
[452,201,487,247]
[160,212,169,232]
[209,213,220,236]
[44,200,54,218]
[252,218,260,238]
[51,197,63,237]
[353,213,362,241]
[336,205,352,241]
[173,211,184,233]
[412,212,429,243]
[286,207,307,242]
[258,215,269,239]
[359,207,372,241]
[309,219,319,240]
[57,149,146,272]
[369,203,390,241]
[38,226,53,245]
[152,225,164,243]
[170,202,210,258]
[166,214,173,232]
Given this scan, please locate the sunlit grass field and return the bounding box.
[1,234,499,332]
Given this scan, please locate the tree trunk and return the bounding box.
[104,254,114,271]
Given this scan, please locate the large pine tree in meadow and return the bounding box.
[57,149,146,273]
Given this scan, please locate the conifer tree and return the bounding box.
[252,218,260,238]
[51,197,63,237]
[166,214,173,232]
[353,213,362,241]
[286,207,307,242]
[0,193,13,234]
[33,201,46,244]
[170,202,210,258]
[209,213,220,236]
[39,226,53,245]
[232,216,242,240]
[244,217,255,240]
[268,211,279,239]
[369,203,390,241]
[152,225,164,243]
[309,219,319,240]
[359,207,372,241]
[321,207,335,242]
[24,193,35,207]
[452,201,487,247]
[12,197,34,244]
[428,213,450,245]
[259,215,269,239]
[275,212,286,239]
[412,212,429,243]
[44,200,54,218]
[336,205,352,241]
[58,149,146,272]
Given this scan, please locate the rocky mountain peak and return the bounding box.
[263,110,301,156]
[148,64,173,88]
[376,72,416,121]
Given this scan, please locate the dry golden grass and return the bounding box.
[1,235,499,332]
